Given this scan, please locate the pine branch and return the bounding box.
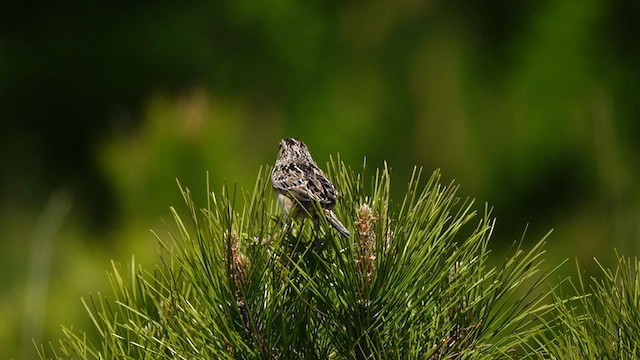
[41,160,559,359]
[534,254,640,359]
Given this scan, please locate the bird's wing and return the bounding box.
[272,163,337,206]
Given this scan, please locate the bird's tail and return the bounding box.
[324,209,351,238]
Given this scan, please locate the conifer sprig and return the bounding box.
[40,160,557,359]
[534,254,640,359]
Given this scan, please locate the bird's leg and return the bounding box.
[261,214,289,246]
[313,220,320,239]
[311,218,324,252]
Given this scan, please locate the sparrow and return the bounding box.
[271,138,351,238]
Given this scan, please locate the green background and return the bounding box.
[1,1,639,359]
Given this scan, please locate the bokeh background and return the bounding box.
[2,1,639,358]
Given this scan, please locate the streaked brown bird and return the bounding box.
[271,138,351,238]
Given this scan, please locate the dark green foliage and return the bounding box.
[40,161,558,359]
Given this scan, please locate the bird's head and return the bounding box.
[277,138,312,164]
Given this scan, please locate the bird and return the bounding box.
[271,138,351,238]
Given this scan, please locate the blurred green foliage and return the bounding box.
[1,1,639,359]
